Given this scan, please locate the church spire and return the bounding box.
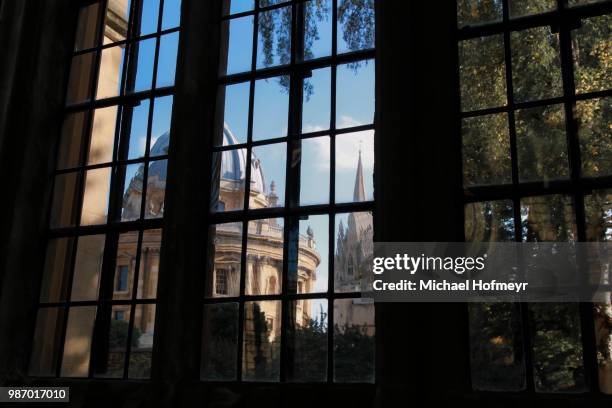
[353,147,366,202]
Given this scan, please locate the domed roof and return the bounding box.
[222,125,266,194]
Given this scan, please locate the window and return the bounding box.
[28,0,180,379]
[201,0,376,383]
[116,265,129,292]
[458,0,612,393]
[215,268,229,295]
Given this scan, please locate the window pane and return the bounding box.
[253,76,289,141]
[333,298,374,382]
[569,0,608,5]
[130,38,156,93]
[81,167,112,225]
[71,234,105,301]
[128,303,156,378]
[521,195,576,242]
[462,113,511,187]
[299,136,330,206]
[50,172,80,228]
[201,302,239,380]
[336,0,374,54]
[96,45,125,99]
[290,215,328,294]
[206,222,242,298]
[66,52,95,104]
[334,212,373,292]
[40,238,75,303]
[137,229,161,299]
[335,130,374,203]
[75,3,101,51]
[120,163,143,221]
[469,302,526,391]
[302,67,331,133]
[89,106,118,165]
[61,306,97,377]
[224,0,254,15]
[516,104,569,182]
[508,0,556,18]
[95,305,132,378]
[144,159,167,219]
[459,35,506,112]
[464,200,515,243]
[336,60,374,128]
[103,0,130,44]
[157,32,179,87]
[29,307,65,376]
[577,97,612,177]
[256,6,291,69]
[126,100,150,160]
[211,148,247,212]
[287,299,328,382]
[243,300,281,381]
[150,95,173,156]
[585,189,612,242]
[57,112,87,170]
[114,232,137,299]
[161,0,181,29]
[303,0,332,60]
[572,15,612,94]
[457,0,502,28]
[216,82,250,146]
[250,142,286,209]
[530,303,586,392]
[511,26,562,103]
[220,15,254,75]
[246,218,284,295]
[138,0,160,36]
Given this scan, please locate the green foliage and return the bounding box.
[109,319,140,349]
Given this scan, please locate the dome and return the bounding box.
[222,125,266,194]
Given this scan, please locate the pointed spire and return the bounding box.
[353,146,366,202]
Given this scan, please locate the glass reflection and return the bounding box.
[521,195,576,242]
[210,147,247,213]
[201,302,239,380]
[334,212,373,292]
[336,60,375,128]
[333,298,374,382]
[464,200,515,243]
[335,130,374,203]
[246,218,284,295]
[242,300,282,381]
[206,222,242,298]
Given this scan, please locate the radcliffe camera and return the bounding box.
[0,1,610,407]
